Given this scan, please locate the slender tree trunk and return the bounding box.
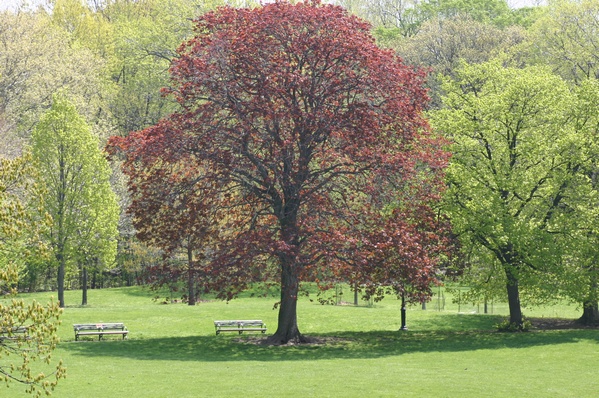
[187,246,196,306]
[400,293,408,330]
[81,265,88,306]
[57,253,66,308]
[504,265,523,328]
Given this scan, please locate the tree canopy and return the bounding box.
[109,0,451,344]
[32,95,119,308]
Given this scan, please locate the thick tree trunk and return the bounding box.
[504,266,523,328]
[577,301,599,325]
[578,272,599,325]
[81,265,88,306]
[267,262,305,345]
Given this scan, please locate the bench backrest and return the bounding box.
[73,323,125,331]
[0,326,28,339]
[214,320,264,327]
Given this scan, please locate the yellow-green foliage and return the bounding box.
[0,154,65,396]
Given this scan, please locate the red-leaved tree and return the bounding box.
[108,0,451,344]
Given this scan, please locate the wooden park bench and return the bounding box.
[214,320,267,335]
[73,323,128,341]
[0,326,28,341]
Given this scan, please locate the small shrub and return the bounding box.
[495,318,532,332]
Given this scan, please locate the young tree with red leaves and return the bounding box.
[110,120,223,305]
[109,0,450,344]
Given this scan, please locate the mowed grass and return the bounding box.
[4,286,599,397]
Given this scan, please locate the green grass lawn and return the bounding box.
[4,286,599,397]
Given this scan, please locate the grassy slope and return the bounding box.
[4,286,598,397]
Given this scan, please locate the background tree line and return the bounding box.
[1,0,598,343]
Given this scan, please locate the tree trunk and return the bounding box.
[57,253,66,308]
[267,261,305,345]
[187,246,196,306]
[81,265,88,306]
[504,266,523,328]
[578,271,599,325]
[400,293,408,330]
[577,301,599,325]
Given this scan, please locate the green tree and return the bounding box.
[525,0,599,323]
[431,60,582,328]
[554,78,599,324]
[0,154,65,396]
[31,95,119,308]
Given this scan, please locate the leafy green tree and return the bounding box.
[431,60,582,328]
[31,95,119,308]
[525,0,599,323]
[553,78,599,324]
[0,154,66,396]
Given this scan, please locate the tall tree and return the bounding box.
[554,78,599,325]
[0,154,66,396]
[110,1,449,344]
[431,60,581,329]
[528,0,599,83]
[31,95,119,308]
[522,0,599,323]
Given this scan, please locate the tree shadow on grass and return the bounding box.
[60,326,599,363]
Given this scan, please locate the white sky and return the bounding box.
[0,0,44,11]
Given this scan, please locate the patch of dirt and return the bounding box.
[529,317,599,330]
[235,335,350,346]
